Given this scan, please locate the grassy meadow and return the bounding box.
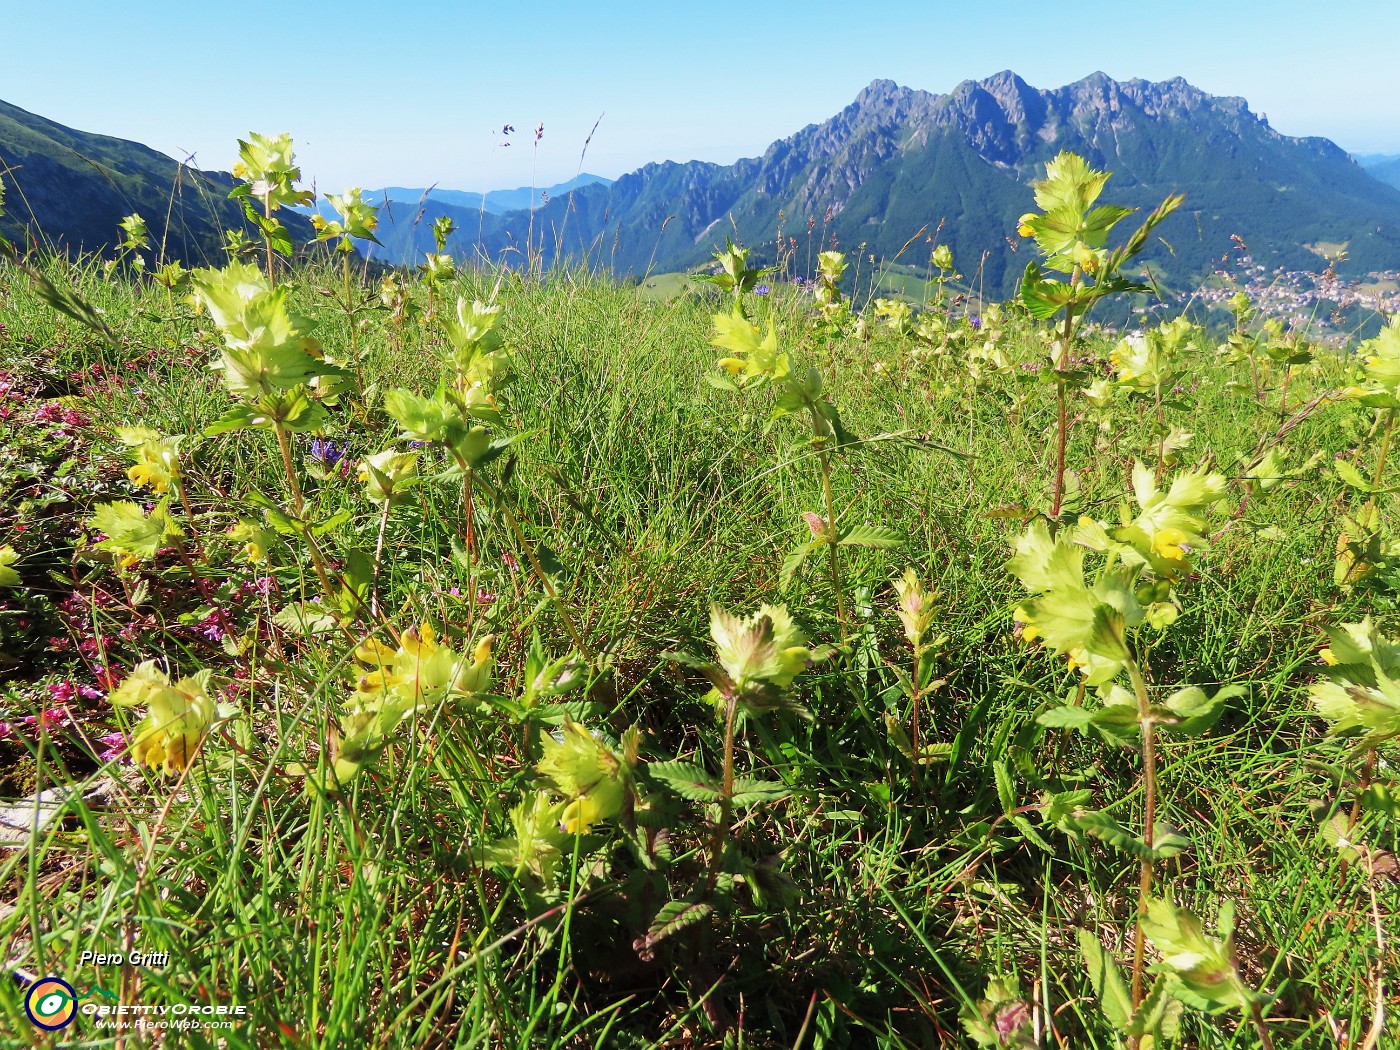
[0,158,1398,1049]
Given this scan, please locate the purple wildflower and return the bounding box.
[753,284,771,296]
[308,438,348,469]
[25,707,72,732]
[98,732,126,762]
[967,314,982,330]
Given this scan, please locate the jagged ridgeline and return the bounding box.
[0,98,313,263]
[478,72,1400,297]
[6,72,1400,294]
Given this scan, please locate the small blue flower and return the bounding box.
[967,315,982,330]
[308,438,347,468]
[754,284,771,296]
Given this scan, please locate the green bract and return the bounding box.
[709,602,813,707]
[312,187,382,252]
[712,312,788,383]
[1142,898,1258,1014]
[1111,317,1199,393]
[1346,315,1400,405]
[88,500,183,568]
[191,263,338,402]
[1009,519,1139,685]
[536,721,629,834]
[1113,463,1227,582]
[110,662,225,774]
[1017,151,1132,275]
[478,793,571,882]
[232,132,314,212]
[118,212,149,253]
[443,298,509,384]
[1309,618,1400,748]
[358,449,419,505]
[0,545,20,587]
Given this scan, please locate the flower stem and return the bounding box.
[809,403,848,645]
[262,197,276,286]
[477,473,592,661]
[274,424,305,514]
[1154,384,1166,484]
[1050,303,1077,519]
[174,477,200,542]
[1250,1000,1278,1050]
[1127,656,1158,1025]
[343,252,365,402]
[274,423,339,610]
[371,498,392,618]
[706,690,740,893]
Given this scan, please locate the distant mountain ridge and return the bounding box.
[472,72,1400,297]
[1359,154,1400,191]
[0,98,313,264]
[364,174,611,214]
[5,80,1399,297]
[301,175,612,266]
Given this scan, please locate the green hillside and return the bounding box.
[0,99,312,263]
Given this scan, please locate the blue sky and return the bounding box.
[3,0,1398,193]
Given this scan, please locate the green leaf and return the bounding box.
[647,761,722,801]
[1037,705,1097,730]
[731,778,790,807]
[88,500,182,562]
[1335,459,1374,493]
[203,404,260,436]
[993,759,1016,814]
[1360,783,1400,818]
[638,899,713,956]
[779,540,816,590]
[0,546,20,587]
[1079,929,1132,1031]
[1019,261,1082,319]
[1070,810,1188,860]
[1160,684,1241,736]
[837,523,904,549]
[339,548,374,616]
[1128,974,1184,1040]
[274,601,340,636]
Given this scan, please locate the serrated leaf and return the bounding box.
[994,759,1016,814]
[1079,929,1133,1030]
[731,777,790,807]
[1160,684,1241,736]
[203,404,261,435]
[779,540,816,590]
[1070,810,1188,860]
[647,761,722,801]
[640,899,713,953]
[1360,784,1400,818]
[1037,705,1097,730]
[837,523,904,550]
[1335,459,1374,493]
[274,601,339,636]
[312,509,352,536]
[1128,973,1184,1039]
